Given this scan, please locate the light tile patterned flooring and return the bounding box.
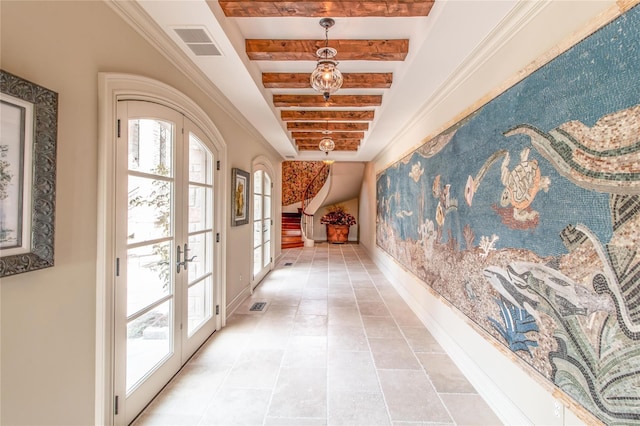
[134,244,502,426]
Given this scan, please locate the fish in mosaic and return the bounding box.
[432,175,458,227]
[464,149,508,206]
[506,262,615,318]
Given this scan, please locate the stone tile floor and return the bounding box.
[134,244,502,426]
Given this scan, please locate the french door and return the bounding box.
[252,169,273,286]
[114,101,218,424]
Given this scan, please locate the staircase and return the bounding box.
[281,212,304,249]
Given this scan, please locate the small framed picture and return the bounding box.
[231,168,249,226]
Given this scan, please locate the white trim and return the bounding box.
[250,156,277,291]
[226,285,251,317]
[102,0,273,153]
[375,0,549,165]
[95,73,227,425]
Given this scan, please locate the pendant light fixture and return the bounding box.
[310,18,343,101]
[318,122,335,155]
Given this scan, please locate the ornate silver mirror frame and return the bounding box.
[0,70,58,277]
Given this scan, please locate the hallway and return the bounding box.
[133,244,502,425]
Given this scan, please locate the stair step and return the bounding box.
[281,212,304,250]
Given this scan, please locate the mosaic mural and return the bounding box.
[376,6,640,424]
[282,161,329,206]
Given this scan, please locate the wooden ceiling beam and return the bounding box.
[274,94,382,107]
[263,72,393,89]
[281,110,374,121]
[292,131,364,140]
[246,39,408,61]
[297,143,360,151]
[286,122,369,131]
[296,143,361,150]
[218,1,435,17]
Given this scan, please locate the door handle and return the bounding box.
[177,243,197,273]
[176,244,184,273]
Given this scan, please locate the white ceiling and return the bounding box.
[120,1,524,161]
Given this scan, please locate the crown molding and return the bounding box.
[102,0,275,153]
[376,0,551,165]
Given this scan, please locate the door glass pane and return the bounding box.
[189,136,212,184]
[254,170,263,195]
[127,242,172,316]
[126,300,172,392]
[253,220,262,248]
[253,246,262,276]
[128,119,173,177]
[264,195,271,220]
[188,185,212,232]
[187,132,214,338]
[263,238,271,268]
[263,219,270,243]
[128,175,172,244]
[264,173,271,196]
[187,277,212,335]
[253,195,262,223]
[187,232,211,280]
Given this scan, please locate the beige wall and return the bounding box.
[0,2,281,424]
[360,1,618,425]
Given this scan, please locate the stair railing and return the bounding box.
[300,163,330,244]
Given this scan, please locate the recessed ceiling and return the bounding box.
[124,0,523,161]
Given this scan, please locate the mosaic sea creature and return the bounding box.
[499,148,551,222]
[483,262,614,324]
[484,239,640,423]
[432,175,458,226]
[504,104,640,195]
[409,161,424,182]
[483,266,540,318]
[464,149,508,206]
[507,262,615,318]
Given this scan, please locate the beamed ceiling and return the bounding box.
[116,0,540,161]
[216,1,431,155]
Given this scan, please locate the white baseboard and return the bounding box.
[226,286,251,317]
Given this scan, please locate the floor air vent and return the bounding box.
[250,302,267,312]
[284,262,293,266]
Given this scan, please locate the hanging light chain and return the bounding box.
[310,18,343,101]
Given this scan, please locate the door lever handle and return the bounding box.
[176,244,184,273]
[176,244,196,273]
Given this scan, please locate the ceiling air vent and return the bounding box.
[173,27,221,57]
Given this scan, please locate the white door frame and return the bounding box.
[250,156,277,291]
[95,73,227,425]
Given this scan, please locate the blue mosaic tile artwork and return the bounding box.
[376,6,640,424]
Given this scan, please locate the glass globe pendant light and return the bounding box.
[318,129,335,155]
[310,18,343,101]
